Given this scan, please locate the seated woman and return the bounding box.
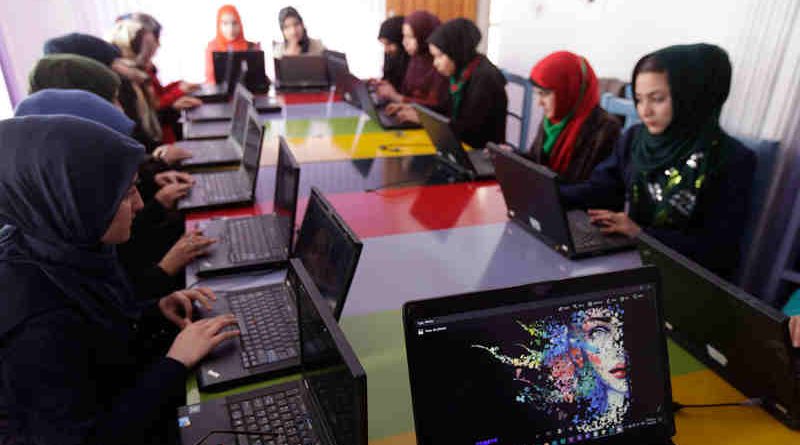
[14,89,214,300]
[527,51,621,182]
[273,6,325,58]
[377,15,409,91]
[391,18,508,149]
[205,4,259,83]
[0,114,237,444]
[375,10,448,111]
[560,44,756,280]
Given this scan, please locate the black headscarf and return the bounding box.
[629,43,733,228]
[0,115,145,336]
[378,16,409,91]
[427,18,482,72]
[28,54,121,102]
[43,32,121,67]
[279,6,310,53]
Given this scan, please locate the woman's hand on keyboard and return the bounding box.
[155,182,193,209]
[158,229,217,275]
[159,287,218,328]
[167,314,240,368]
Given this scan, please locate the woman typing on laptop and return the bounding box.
[560,44,755,280]
[0,115,238,444]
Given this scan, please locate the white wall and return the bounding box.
[0,0,386,107]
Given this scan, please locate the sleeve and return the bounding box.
[559,131,630,211]
[448,73,501,146]
[405,73,449,112]
[128,264,177,301]
[644,146,756,279]
[2,310,187,445]
[156,82,186,110]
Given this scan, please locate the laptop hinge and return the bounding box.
[301,378,339,445]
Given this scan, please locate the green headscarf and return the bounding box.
[629,44,732,229]
[29,54,121,103]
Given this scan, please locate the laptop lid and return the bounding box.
[294,187,363,320]
[213,50,270,94]
[241,107,263,194]
[403,266,674,445]
[412,103,476,175]
[637,233,800,427]
[290,258,367,445]
[489,143,575,254]
[230,83,254,147]
[324,50,349,86]
[275,55,330,88]
[274,136,301,251]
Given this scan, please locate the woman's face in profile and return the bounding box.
[401,23,417,56]
[220,13,241,41]
[580,307,628,394]
[635,71,673,135]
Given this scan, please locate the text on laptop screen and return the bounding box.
[293,267,360,444]
[231,91,249,146]
[408,284,669,445]
[294,193,359,315]
[242,113,262,170]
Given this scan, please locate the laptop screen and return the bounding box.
[230,87,251,146]
[294,188,362,320]
[291,259,366,445]
[414,104,473,173]
[275,56,329,87]
[404,270,672,445]
[274,137,300,248]
[242,109,262,173]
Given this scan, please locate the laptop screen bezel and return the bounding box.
[403,266,675,445]
[241,106,263,194]
[290,258,368,445]
[274,55,330,87]
[274,136,301,252]
[229,83,254,148]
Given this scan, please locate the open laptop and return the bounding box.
[345,73,420,130]
[403,266,675,445]
[179,84,251,168]
[274,55,330,91]
[179,258,368,445]
[638,233,800,429]
[194,137,300,277]
[324,50,349,87]
[489,143,635,258]
[178,107,263,212]
[413,103,494,179]
[195,187,363,391]
[186,90,281,122]
[192,50,267,102]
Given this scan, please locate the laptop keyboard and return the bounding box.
[227,387,319,445]
[228,286,299,368]
[203,171,249,203]
[226,217,285,263]
[567,211,631,251]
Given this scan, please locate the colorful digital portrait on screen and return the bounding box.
[473,304,630,432]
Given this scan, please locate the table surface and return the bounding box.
[178,95,800,444]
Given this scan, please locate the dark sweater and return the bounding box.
[560,124,756,279]
[526,106,622,183]
[0,264,186,445]
[446,56,508,149]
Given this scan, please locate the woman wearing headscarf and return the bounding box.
[378,10,448,113]
[273,6,325,58]
[0,115,238,444]
[14,90,213,301]
[205,5,259,83]
[526,51,621,182]
[377,15,409,91]
[29,54,121,103]
[560,44,756,280]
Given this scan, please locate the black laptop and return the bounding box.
[192,50,269,103]
[186,91,281,122]
[403,266,676,445]
[178,107,263,212]
[274,55,330,91]
[413,103,494,179]
[195,187,363,391]
[324,50,349,87]
[179,84,251,168]
[345,73,420,130]
[178,258,368,445]
[194,137,300,277]
[489,143,635,258]
[638,233,800,429]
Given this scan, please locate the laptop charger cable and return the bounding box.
[672,397,762,413]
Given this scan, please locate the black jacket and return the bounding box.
[0,264,185,445]
[446,56,508,149]
[560,124,756,280]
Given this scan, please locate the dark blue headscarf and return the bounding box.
[43,32,121,67]
[0,115,145,334]
[15,89,135,135]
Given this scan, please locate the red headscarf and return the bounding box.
[211,5,249,51]
[529,51,599,175]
